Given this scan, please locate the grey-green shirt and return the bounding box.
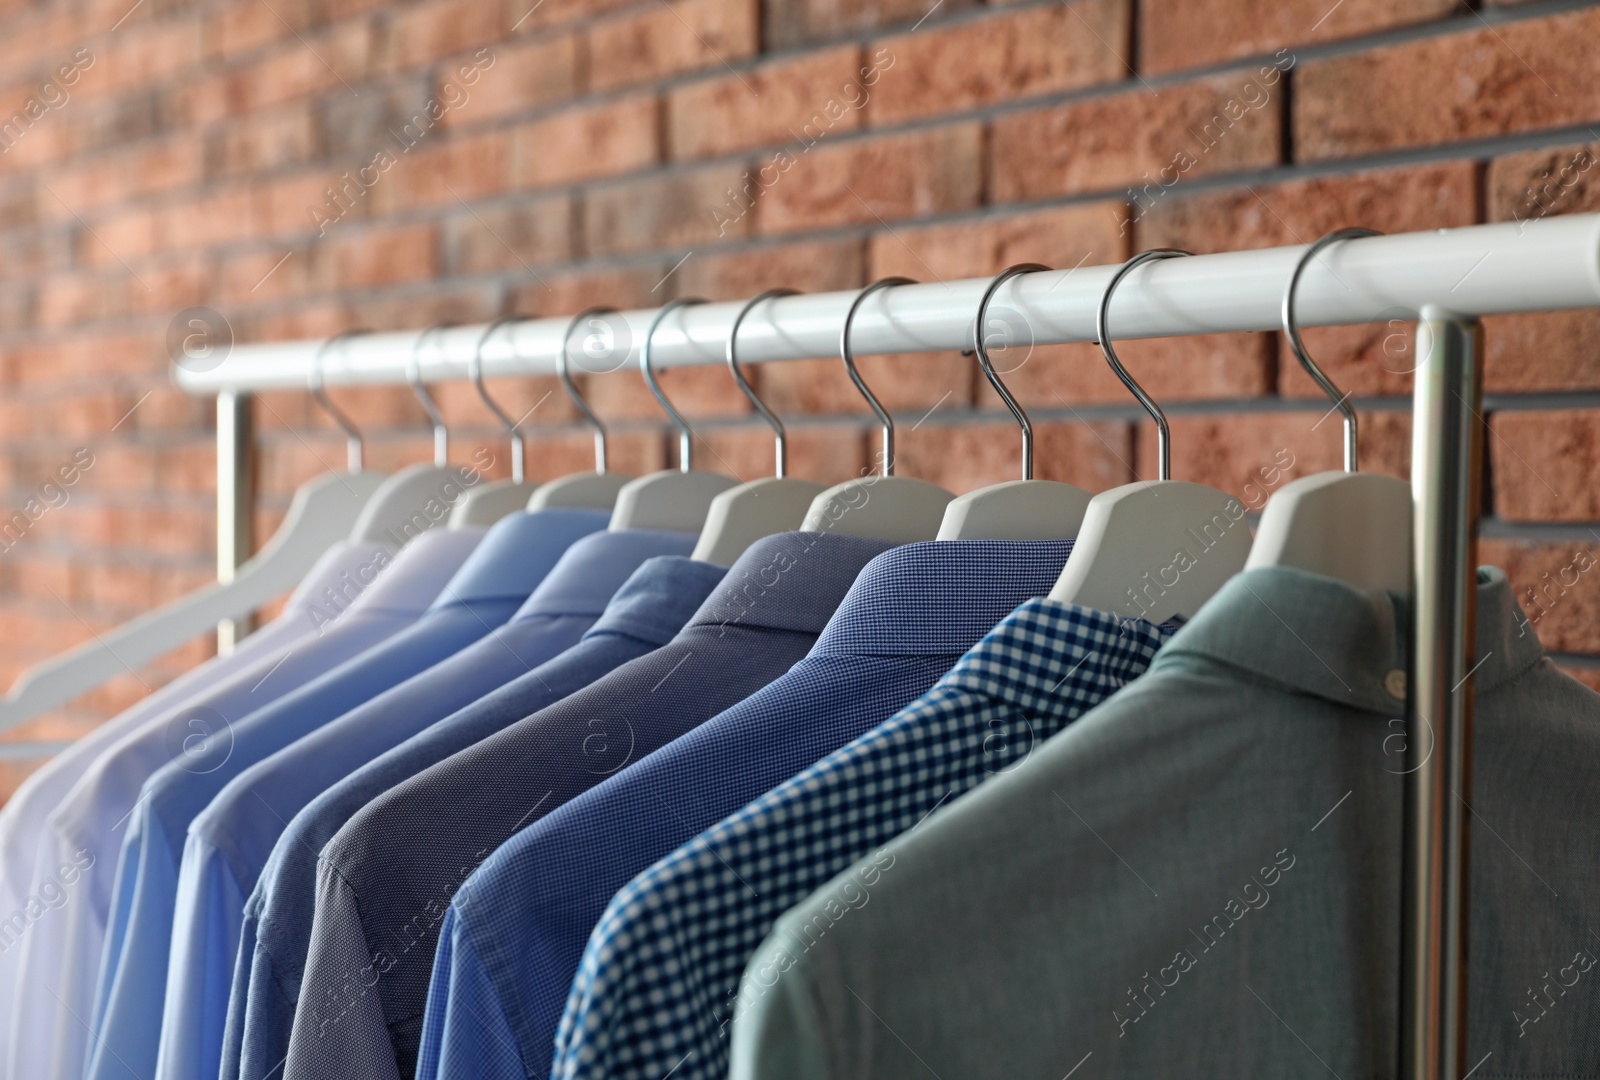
[732,566,1600,1079]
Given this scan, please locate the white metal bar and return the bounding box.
[173,214,1600,395]
[214,391,254,654]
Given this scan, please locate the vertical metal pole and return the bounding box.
[1400,308,1482,1080]
[216,390,255,655]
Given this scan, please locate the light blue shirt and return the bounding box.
[12,537,403,1080]
[226,540,713,1080]
[154,511,609,1080]
[84,527,485,1080]
[0,536,345,1075]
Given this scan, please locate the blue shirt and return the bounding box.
[416,539,1076,1080]
[226,536,709,1080]
[554,598,1173,1080]
[84,526,487,1080]
[283,532,896,1080]
[154,510,610,1080]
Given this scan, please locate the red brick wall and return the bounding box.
[2,0,1599,794]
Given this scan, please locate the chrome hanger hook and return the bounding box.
[728,288,798,478]
[1283,228,1380,473]
[642,298,707,474]
[1097,250,1191,481]
[973,263,1051,480]
[842,277,917,478]
[310,329,370,473]
[559,307,620,474]
[407,323,454,467]
[469,316,526,483]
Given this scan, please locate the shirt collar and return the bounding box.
[686,532,897,636]
[429,509,610,608]
[1154,565,1542,714]
[583,556,728,647]
[809,539,1076,658]
[939,597,1174,716]
[515,528,698,621]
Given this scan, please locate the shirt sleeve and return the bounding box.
[426,909,529,1080]
[283,864,405,1080]
[156,835,250,1080]
[86,807,183,1080]
[728,925,833,1080]
[217,899,260,1080]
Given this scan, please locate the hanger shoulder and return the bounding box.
[1247,471,1412,592]
[691,477,827,566]
[449,480,540,527]
[0,470,385,731]
[527,471,634,513]
[935,479,1093,541]
[1049,480,1253,623]
[349,463,479,543]
[799,476,954,542]
[609,470,740,533]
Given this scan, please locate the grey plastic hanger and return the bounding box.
[691,290,827,565]
[1248,228,1411,591]
[347,326,486,542]
[1050,250,1253,621]
[609,298,738,531]
[450,317,545,525]
[526,307,635,511]
[0,333,391,730]
[800,278,954,539]
[937,263,1093,540]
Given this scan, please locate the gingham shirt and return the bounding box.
[414,539,1078,1080]
[551,598,1172,1080]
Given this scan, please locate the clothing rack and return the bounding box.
[172,211,1600,1080]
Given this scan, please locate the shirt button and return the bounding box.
[1384,669,1408,699]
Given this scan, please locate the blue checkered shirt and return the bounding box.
[550,597,1172,1080]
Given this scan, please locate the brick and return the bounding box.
[318,79,432,161]
[508,263,670,317]
[435,35,578,128]
[1486,141,1600,231]
[668,46,862,162]
[870,0,1127,126]
[432,374,581,430]
[208,0,315,61]
[867,202,1124,281]
[443,195,574,275]
[510,95,659,191]
[897,418,1134,494]
[758,123,982,235]
[1295,7,1600,160]
[1483,312,1600,395]
[383,0,507,72]
[583,161,749,255]
[1490,411,1600,523]
[675,237,865,298]
[767,0,974,50]
[991,73,1283,206]
[221,22,373,114]
[1135,409,1410,492]
[588,0,758,94]
[1001,334,1274,410]
[503,0,638,34]
[314,222,437,290]
[371,130,509,214]
[698,422,867,483]
[1141,0,1451,77]
[1479,538,1600,656]
[761,351,974,416]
